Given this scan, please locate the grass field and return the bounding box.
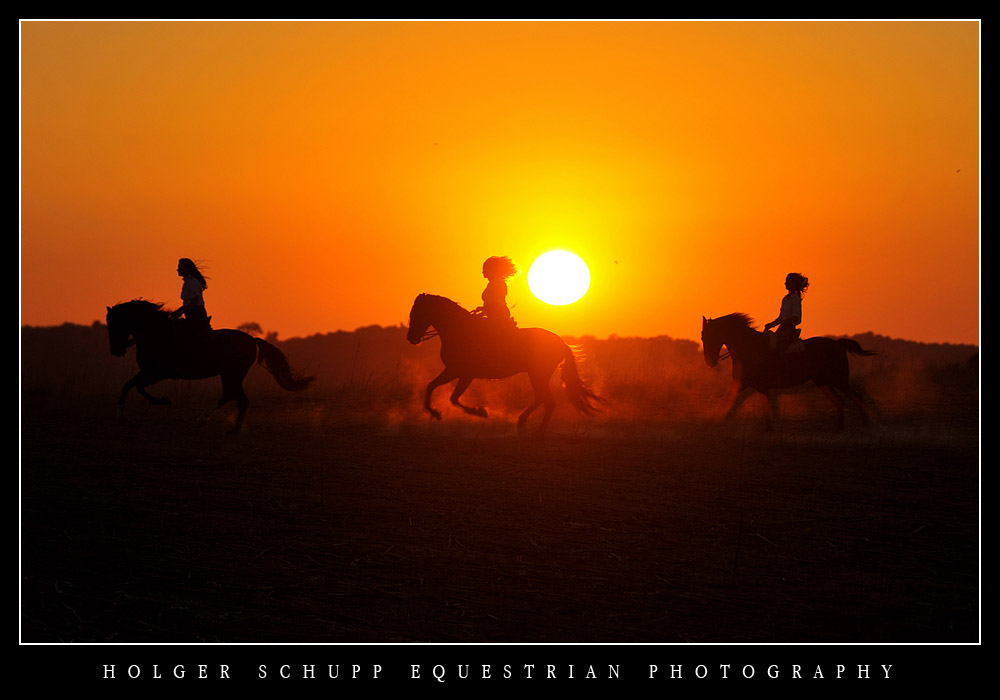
[20,323,978,643]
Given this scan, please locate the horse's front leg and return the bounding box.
[718,379,746,422]
[762,390,777,432]
[137,384,171,406]
[424,369,457,420]
[118,371,170,417]
[450,377,488,418]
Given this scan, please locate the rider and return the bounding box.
[764,272,808,352]
[477,256,519,329]
[170,258,212,351]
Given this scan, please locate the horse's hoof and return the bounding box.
[429,409,442,421]
[474,407,488,418]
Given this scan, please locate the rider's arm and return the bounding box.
[768,315,800,330]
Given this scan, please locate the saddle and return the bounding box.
[765,329,804,354]
[172,315,213,367]
[471,308,518,331]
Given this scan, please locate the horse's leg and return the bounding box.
[119,372,170,418]
[229,378,250,434]
[519,371,556,437]
[136,384,171,405]
[517,398,542,435]
[818,385,846,432]
[450,377,488,418]
[424,368,457,420]
[839,383,871,426]
[761,390,778,432]
[204,374,250,433]
[719,380,748,422]
[116,376,136,421]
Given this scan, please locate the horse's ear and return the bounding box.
[107,306,111,313]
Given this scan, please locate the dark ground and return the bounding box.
[21,388,978,645]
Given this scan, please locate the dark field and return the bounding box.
[20,323,979,643]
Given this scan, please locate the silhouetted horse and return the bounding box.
[406,294,604,435]
[701,313,876,431]
[106,300,314,433]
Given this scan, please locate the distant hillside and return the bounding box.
[21,321,978,422]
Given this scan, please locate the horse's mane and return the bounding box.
[415,293,471,315]
[109,299,172,319]
[713,312,757,331]
[704,313,762,339]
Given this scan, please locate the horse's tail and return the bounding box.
[836,338,878,357]
[254,339,315,392]
[560,344,606,416]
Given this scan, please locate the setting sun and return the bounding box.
[527,250,591,306]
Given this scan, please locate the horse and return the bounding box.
[106,300,314,433]
[406,293,604,436]
[701,313,876,431]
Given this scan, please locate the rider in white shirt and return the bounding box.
[171,258,211,352]
[764,272,809,351]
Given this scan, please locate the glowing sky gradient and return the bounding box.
[20,20,980,344]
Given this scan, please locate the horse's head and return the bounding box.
[406,295,432,344]
[106,300,166,356]
[702,313,756,367]
[106,304,132,357]
[701,316,723,368]
[406,294,466,344]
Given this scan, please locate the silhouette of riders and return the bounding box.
[475,256,519,331]
[169,257,212,360]
[764,272,809,353]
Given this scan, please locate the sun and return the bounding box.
[527,250,591,306]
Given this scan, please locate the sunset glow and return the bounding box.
[19,21,980,345]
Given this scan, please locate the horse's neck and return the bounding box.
[131,312,172,342]
[427,301,471,336]
[726,325,764,357]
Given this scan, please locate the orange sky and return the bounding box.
[20,20,980,345]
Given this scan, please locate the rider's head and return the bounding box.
[785,272,809,294]
[482,256,519,281]
[177,258,208,289]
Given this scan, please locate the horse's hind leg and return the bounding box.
[216,374,250,433]
[840,384,871,426]
[517,399,542,435]
[199,374,249,433]
[519,371,556,437]
[450,377,488,418]
[818,385,846,431]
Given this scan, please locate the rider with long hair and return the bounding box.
[478,256,519,327]
[764,272,809,351]
[171,258,211,341]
